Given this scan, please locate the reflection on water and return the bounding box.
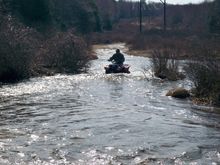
[107,77,124,100]
[0,43,220,165]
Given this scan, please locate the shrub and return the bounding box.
[151,49,184,81]
[39,30,92,73]
[0,0,98,82]
[185,58,220,106]
[151,49,169,78]
[0,15,39,83]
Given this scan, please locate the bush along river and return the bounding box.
[0,43,220,164]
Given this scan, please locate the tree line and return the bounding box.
[1,0,220,35]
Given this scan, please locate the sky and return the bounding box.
[130,0,208,5]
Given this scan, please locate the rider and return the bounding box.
[108,49,125,66]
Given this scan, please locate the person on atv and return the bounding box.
[108,49,125,70]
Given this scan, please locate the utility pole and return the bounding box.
[160,0,167,31]
[164,0,166,31]
[139,0,142,33]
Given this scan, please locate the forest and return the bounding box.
[0,0,220,106]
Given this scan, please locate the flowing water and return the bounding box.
[0,43,220,165]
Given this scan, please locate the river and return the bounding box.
[0,43,220,165]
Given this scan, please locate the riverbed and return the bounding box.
[0,43,220,164]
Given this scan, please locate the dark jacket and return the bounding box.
[109,52,125,65]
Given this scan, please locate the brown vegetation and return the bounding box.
[91,19,138,44]
[37,30,93,74]
[151,49,185,81]
[0,15,39,82]
[0,15,95,83]
[184,49,220,106]
[0,0,99,83]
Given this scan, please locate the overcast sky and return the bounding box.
[130,0,206,5]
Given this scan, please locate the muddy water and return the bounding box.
[0,43,220,164]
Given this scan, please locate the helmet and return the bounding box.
[116,49,120,53]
